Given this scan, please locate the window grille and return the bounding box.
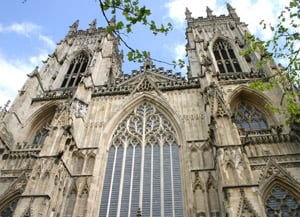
[265,185,300,216]
[99,102,184,217]
[234,102,268,135]
[61,53,89,88]
[213,39,242,73]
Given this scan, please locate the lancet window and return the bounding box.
[61,53,89,88]
[265,185,300,216]
[213,39,242,73]
[234,102,269,135]
[99,102,184,217]
[32,125,49,146]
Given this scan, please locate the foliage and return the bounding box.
[98,0,185,68]
[242,0,300,123]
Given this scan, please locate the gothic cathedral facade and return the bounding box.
[0,5,299,217]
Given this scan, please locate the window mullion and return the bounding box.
[106,146,118,217]
[117,143,127,217]
[150,144,154,217]
[226,48,235,73]
[127,145,136,217]
[169,143,175,217]
[160,138,164,216]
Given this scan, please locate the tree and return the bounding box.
[242,0,300,124]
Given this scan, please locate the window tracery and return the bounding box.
[234,102,269,135]
[32,125,49,146]
[99,102,184,217]
[213,39,242,73]
[61,53,89,88]
[265,185,300,216]
[0,200,18,217]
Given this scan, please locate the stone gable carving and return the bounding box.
[93,64,200,97]
[237,193,258,217]
[204,83,231,118]
[258,159,300,188]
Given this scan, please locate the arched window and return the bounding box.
[213,39,242,73]
[234,102,269,135]
[61,53,89,88]
[99,102,184,217]
[0,200,18,217]
[32,126,49,146]
[265,185,300,216]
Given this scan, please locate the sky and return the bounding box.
[0,0,290,106]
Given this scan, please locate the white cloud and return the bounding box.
[0,22,41,37]
[0,22,55,50]
[165,0,289,40]
[39,35,56,50]
[0,50,50,106]
[165,0,218,28]
[174,43,186,60]
[229,0,287,40]
[0,54,34,106]
[0,22,55,106]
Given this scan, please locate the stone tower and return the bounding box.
[0,5,299,217]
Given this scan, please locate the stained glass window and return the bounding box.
[61,53,89,88]
[213,39,242,73]
[99,102,184,217]
[265,185,300,216]
[234,102,268,134]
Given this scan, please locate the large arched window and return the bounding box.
[0,200,18,217]
[234,102,269,135]
[61,53,89,88]
[213,39,242,73]
[99,102,184,217]
[265,185,300,216]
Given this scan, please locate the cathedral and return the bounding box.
[0,4,300,217]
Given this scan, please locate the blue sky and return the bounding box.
[0,0,289,105]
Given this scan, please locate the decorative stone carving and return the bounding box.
[219,148,244,181]
[258,159,300,187]
[71,99,88,119]
[237,193,258,217]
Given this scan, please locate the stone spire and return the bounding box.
[227,3,240,20]
[185,7,192,19]
[88,19,97,33]
[206,6,213,18]
[67,20,79,36]
[143,52,153,71]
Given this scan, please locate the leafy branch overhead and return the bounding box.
[98,0,185,68]
[242,0,300,123]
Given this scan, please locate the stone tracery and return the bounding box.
[99,102,184,217]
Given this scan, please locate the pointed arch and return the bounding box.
[206,173,220,216]
[61,50,91,88]
[85,152,96,174]
[212,37,242,73]
[99,94,185,217]
[262,177,300,216]
[63,182,78,217]
[0,174,27,216]
[190,144,200,169]
[71,151,84,174]
[102,93,184,148]
[24,102,58,147]
[228,86,277,135]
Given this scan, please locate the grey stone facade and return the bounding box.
[0,5,299,217]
